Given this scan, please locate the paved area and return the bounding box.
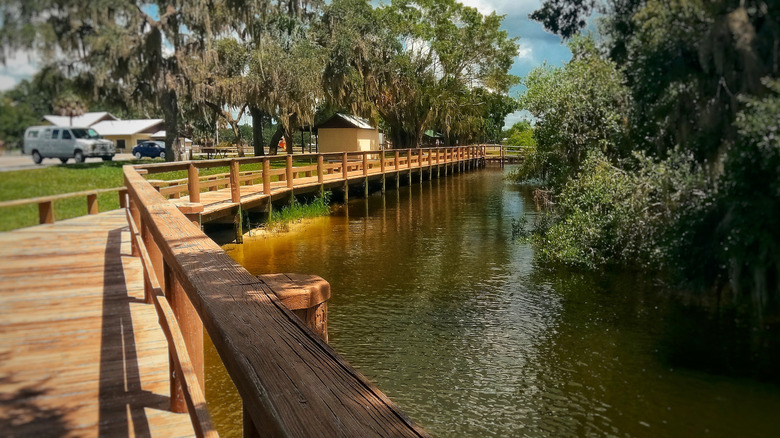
[0,153,136,172]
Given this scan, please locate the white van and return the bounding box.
[23,126,116,164]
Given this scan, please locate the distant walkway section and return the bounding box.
[0,210,195,436]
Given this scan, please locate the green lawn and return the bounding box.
[0,157,320,231]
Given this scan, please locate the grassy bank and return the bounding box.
[0,157,319,231]
[263,192,332,232]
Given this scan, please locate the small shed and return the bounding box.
[315,113,379,153]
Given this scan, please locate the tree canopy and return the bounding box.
[0,0,519,155]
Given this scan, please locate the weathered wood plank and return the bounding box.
[0,210,196,438]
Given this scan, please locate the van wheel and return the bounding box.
[159,151,166,159]
[135,152,142,160]
[32,151,42,164]
[60,158,69,164]
[74,150,85,163]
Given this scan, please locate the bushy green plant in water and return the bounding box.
[266,191,332,231]
[531,149,708,271]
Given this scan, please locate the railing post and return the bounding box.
[177,203,203,228]
[119,188,128,209]
[380,152,386,194]
[317,155,324,185]
[286,155,294,189]
[87,193,98,215]
[128,196,140,257]
[141,220,164,298]
[230,159,241,203]
[38,201,54,224]
[342,152,349,201]
[164,263,204,413]
[188,163,200,203]
[262,159,271,195]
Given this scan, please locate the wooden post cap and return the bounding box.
[258,273,330,310]
[176,202,204,215]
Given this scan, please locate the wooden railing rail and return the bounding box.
[0,187,127,226]
[124,207,217,437]
[123,164,431,437]
[131,146,482,202]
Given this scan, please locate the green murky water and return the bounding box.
[206,166,780,437]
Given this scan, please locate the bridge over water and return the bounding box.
[0,146,500,437]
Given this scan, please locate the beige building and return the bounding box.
[90,119,165,151]
[316,114,379,153]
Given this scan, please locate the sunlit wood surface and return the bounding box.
[0,210,195,437]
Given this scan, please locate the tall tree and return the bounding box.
[319,0,518,148]
[1,0,227,161]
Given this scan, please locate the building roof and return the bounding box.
[316,113,375,130]
[91,119,164,136]
[42,112,118,127]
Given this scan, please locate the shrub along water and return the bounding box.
[264,191,332,232]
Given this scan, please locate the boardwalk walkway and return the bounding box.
[0,210,195,437]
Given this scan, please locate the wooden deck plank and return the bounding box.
[0,210,196,438]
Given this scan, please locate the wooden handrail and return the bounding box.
[0,186,125,208]
[123,164,431,437]
[0,187,127,227]
[125,207,217,437]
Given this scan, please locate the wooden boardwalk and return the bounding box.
[0,210,195,437]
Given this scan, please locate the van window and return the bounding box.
[72,128,101,139]
[27,130,38,138]
[42,129,51,140]
[52,129,60,139]
[62,130,72,140]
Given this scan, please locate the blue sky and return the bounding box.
[0,0,571,127]
[455,0,572,126]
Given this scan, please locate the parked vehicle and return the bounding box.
[132,141,166,159]
[23,126,115,164]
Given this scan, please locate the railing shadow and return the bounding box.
[98,227,167,437]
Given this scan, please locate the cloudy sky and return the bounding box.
[0,0,570,126]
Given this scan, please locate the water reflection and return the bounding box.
[209,167,780,437]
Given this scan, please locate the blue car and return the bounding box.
[132,141,166,159]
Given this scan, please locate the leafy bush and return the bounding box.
[531,149,708,271]
[517,35,630,187]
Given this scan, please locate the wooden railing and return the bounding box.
[0,187,127,225]
[134,146,484,202]
[124,148,465,437]
[483,144,527,161]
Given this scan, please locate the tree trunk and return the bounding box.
[161,89,179,162]
[285,131,293,155]
[269,125,284,155]
[250,106,265,156]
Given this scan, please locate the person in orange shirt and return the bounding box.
[278,136,286,154]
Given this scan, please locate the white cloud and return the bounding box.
[516,42,533,60]
[0,74,19,91]
[1,50,40,76]
[458,0,496,15]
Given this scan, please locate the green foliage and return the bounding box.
[666,79,780,312]
[266,191,332,231]
[518,35,630,186]
[319,0,518,148]
[533,150,708,270]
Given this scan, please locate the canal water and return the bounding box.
[207,166,780,437]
